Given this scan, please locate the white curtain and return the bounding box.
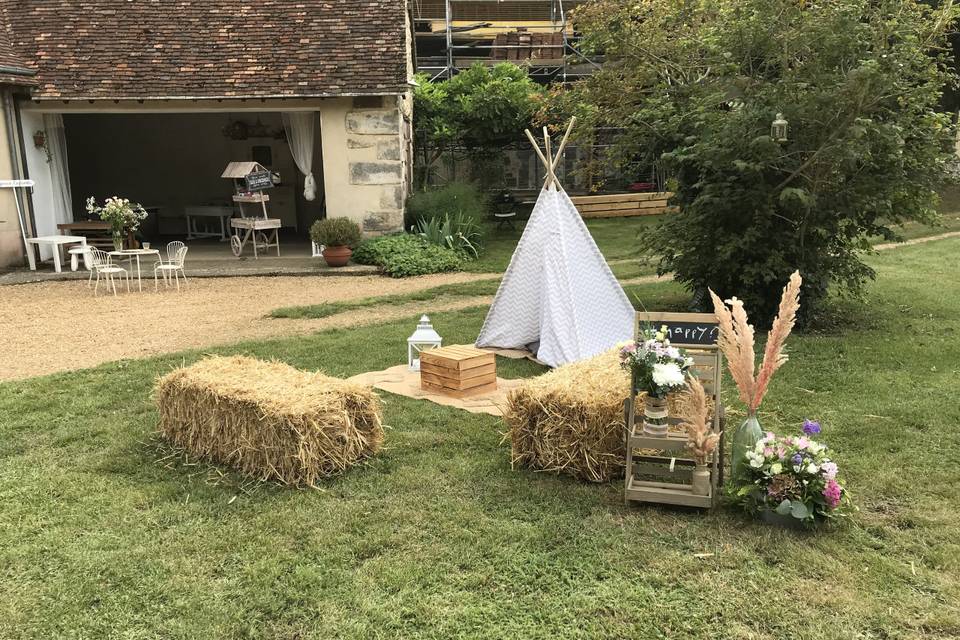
[43,113,73,227]
[282,112,317,201]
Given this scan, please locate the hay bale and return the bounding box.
[504,350,688,483]
[155,355,383,486]
[504,350,629,483]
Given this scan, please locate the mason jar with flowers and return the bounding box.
[86,196,148,251]
[734,419,851,528]
[618,325,692,436]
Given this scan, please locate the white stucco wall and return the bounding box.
[0,95,26,268]
[20,110,60,261]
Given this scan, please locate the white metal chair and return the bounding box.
[88,247,129,296]
[154,243,189,291]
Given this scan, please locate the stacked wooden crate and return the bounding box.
[570,192,676,219]
[420,346,497,398]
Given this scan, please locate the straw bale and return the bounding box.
[155,355,383,486]
[503,350,686,483]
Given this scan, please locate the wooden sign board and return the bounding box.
[635,311,719,347]
[244,170,274,191]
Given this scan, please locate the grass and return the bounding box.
[467,215,663,273]
[2,239,960,638]
[270,278,502,319]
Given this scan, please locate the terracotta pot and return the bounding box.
[322,245,352,267]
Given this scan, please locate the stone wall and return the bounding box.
[321,97,408,235]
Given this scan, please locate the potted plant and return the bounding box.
[618,325,692,436]
[734,420,851,528]
[709,271,802,474]
[86,196,148,251]
[310,217,362,267]
[679,377,720,496]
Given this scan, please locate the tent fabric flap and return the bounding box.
[475,187,635,368]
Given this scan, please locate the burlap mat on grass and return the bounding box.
[348,364,525,416]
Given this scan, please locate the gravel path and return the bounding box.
[0,273,494,382]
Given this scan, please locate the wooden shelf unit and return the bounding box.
[624,312,725,509]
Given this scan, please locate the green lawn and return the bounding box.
[2,240,960,638]
[468,215,663,273]
[469,194,960,276]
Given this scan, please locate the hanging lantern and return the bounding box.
[771,113,788,143]
[407,315,442,371]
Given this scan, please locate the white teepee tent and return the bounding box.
[476,119,636,368]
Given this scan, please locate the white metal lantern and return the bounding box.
[407,315,442,371]
[771,113,788,143]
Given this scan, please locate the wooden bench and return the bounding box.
[57,221,114,250]
[569,192,676,219]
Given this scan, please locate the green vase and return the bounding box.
[731,413,763,478]
[112,231,124,252]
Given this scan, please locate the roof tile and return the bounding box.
[2,0,407,99]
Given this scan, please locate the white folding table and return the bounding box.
[25,235,87,273]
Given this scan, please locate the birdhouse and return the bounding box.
[407,315,442,371]
[771,113,788,143]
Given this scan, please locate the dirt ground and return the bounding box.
[0,272,494,382]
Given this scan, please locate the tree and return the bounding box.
[413,63,543,189]
[549,0,959,321]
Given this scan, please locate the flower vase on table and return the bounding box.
[618,324,693,437]
[87,196,148,254]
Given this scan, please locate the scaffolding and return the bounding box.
[411,0,600,82]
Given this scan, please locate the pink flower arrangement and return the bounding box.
[734,419,851,525]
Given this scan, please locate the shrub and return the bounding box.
[351,233,463,278]
[405,182,488,230]
[555,0,957,322]
[352,234,421,266]
[310,217,362,248]
[380,243,463,278]
[414,211,484,259]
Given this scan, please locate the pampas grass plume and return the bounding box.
[710,271,802,414]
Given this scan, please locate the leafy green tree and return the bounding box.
[413,63,543,189]
[551,0,958,321]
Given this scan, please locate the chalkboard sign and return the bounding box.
[635,312,720,347]
[245,170,274,191]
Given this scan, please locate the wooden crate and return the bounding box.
[420,345,497,398]
[569,192,677,219]
[624,312,725,509]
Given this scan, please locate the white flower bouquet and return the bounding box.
[86,196,148,234]
[617,325,692,398]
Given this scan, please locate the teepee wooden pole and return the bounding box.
[524,128,550,173]
[543,126,555,189]
[550,117,577,177]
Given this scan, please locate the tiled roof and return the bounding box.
[3,0,408,100]
[0,2,37,86]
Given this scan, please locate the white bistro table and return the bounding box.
[26,235,87,273]
[109,248,161,292]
